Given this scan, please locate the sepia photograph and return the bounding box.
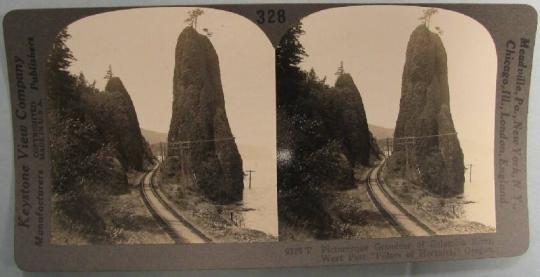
[3,2,538,272]
[277,5,497,240]
[48,7,277,245]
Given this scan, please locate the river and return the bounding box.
[460,138,496,228]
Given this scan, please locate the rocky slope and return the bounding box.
[387,25,464,197]
[87,77,154,171]
[167,27,243,203]
[141,128,167,145]
[334,73,381,166]
[277,69,383,238]
[369,124,394,140]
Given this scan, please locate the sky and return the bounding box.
[299,6,496,227]
[65,7,278,235]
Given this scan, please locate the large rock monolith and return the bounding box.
[90,77,154,171]
[388,25,464,196]
[167,27,244,203]
[334,73,381,167]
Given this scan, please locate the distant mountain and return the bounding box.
[368,124,394,139]
[141,128,167,145]
[142,126,395,149]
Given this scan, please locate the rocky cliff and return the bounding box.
[388,25,464,196]
[87,77,154,171]
[167,27,243,203]
[334,73,381,166]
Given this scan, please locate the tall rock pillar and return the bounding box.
[167,27,244,203]
[388,25,464,196]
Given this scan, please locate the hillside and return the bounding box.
[368,124,394,139]
[141,128,168,145]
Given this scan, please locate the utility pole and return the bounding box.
[164,143,168,168]
[245,170,255,189]
[386,137,391,157]
[159,142,164,163]
[405,141,409,175]
[468,164,473,182]
[394,137,416,181]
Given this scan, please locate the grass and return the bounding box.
[279,166,400,241]
[322,180,401,239]
[51,170,174,245]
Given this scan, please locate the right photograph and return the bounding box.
[277,5,497,241]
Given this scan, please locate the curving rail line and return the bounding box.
[365,160,436,237]
[139,163,211,243]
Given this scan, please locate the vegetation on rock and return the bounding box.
[277,23,382,239]
[48,29,153,242]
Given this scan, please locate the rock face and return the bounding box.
[388,25,464,196]
[334,73,380,167]
[91,77,153,171]
[167,27,243,203]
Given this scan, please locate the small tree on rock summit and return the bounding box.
[335,61,345,76]
[185,8,205,30]
[104,65,114,80]
[418,8,438,28]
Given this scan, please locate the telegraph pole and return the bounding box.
[245,170,255,189]
[386,137,391,157]
[159,142,164,163]
[405,141,409,175]
[468,164,473,182]
[394,137,415,181]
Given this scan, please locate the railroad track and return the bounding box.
[139,163,211,243]
[366,160,436,237]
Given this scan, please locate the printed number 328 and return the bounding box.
[256,9,286,24]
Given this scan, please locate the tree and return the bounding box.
[276,22,307,106]
[306,68,327,89]
[276,23,306,73]
[47,28,108,235]
[307,68,317,83]
[418,8,438,28]
[77,72,88,87]
[46,28,77,115]
[185,8,204,30]
[104,65,113,80]
[335,61,345,76]
[90,80,97,90]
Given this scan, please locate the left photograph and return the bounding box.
[48,7,277,245]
